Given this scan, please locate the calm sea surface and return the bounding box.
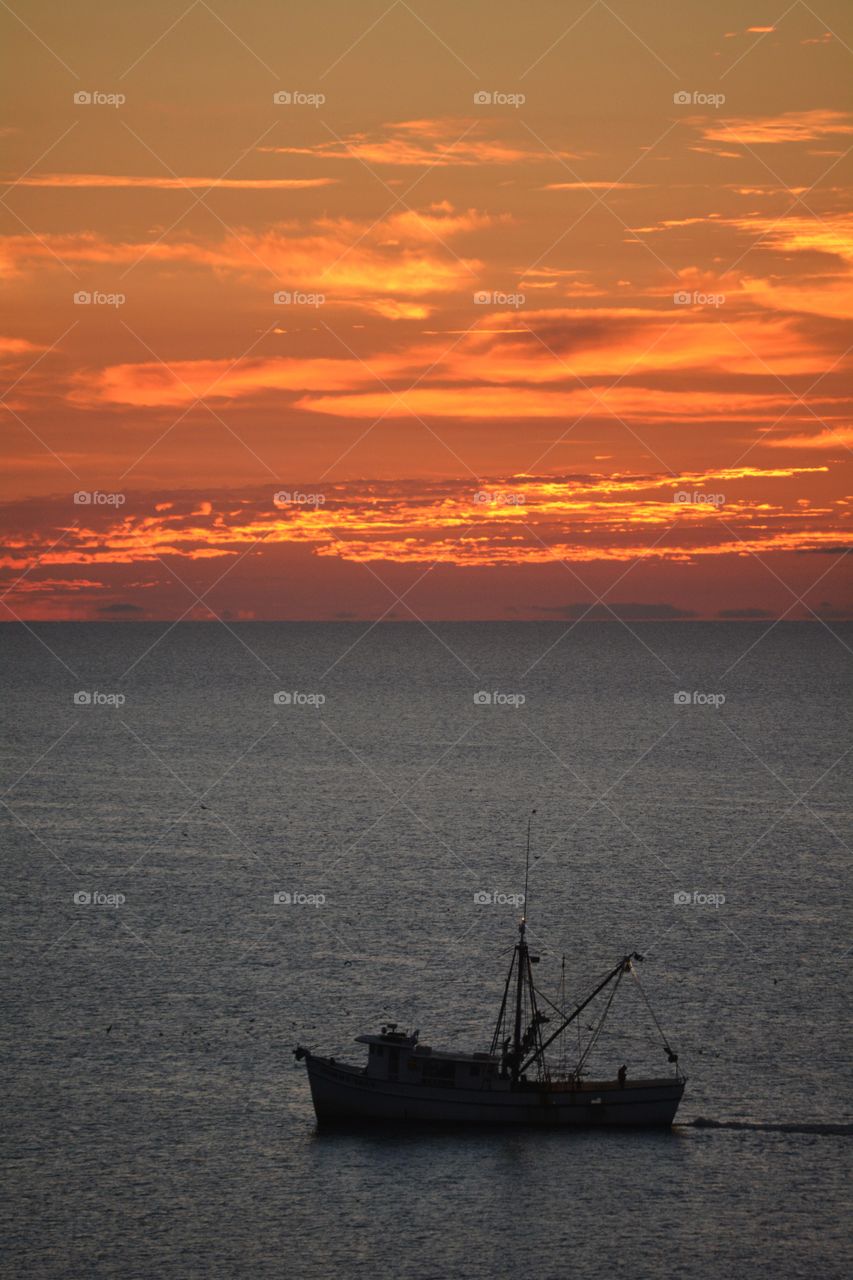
[2,622,851,1279]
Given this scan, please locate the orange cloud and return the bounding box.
[11,174,337,189]
[0,336,42,355]
[69,305,846,418]
[259,118,572,167]
[0,204,490,307]
[700,110,853,146]
[626,213,853,320]
[543,182,650,191]
[774,426,853,449]
[294,385,808,423]
[738,272,853,320]
[730,213,853,267]
[0,468,837,583]
[71,354,404,407]
[443,312,833,379]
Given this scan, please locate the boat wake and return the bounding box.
[685,1117,852,1136]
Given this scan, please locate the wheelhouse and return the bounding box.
[356,1025,500,1088]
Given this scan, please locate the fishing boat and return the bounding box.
[294,829,686,1128]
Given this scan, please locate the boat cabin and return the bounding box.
[356,1026,500,1089]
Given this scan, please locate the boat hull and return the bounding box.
[303,1054,685,1128]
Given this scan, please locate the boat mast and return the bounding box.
[558,954,566,1077]
[510,809,536,1085]
[511,915,527,1084]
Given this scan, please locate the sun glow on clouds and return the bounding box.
[0,205,493,311]
[10,175,337,189]
[730,214,853,267]
[68,305,841,415]
[0,469,835,593]
[775,427,853,449]
[259,118,575,167]
[294,385,817,423]
[699,110,853,146]
[3,45,853,623]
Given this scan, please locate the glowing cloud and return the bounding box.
[11,174,337,189]
[260,118,575,167]
[700,110,853,146]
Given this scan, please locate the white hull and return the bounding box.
[304,1054,685,1128]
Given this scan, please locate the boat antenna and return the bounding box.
[523,808,536,926]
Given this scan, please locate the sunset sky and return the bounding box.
[2,0,852,620]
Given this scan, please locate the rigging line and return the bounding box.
[537,957,622,1011]
[576,972,583,1060]
[576,966,623,1075]
[533,982,572,1019]
[490,946,517,1057]
[532,960,628,1029]
[519,954,630,1073]
[579,1026,664,1046]
[532,958,623,1020]
[526,947,549,1081]
[629,963,675,1052]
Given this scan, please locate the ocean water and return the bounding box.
[2,621,851,1279]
